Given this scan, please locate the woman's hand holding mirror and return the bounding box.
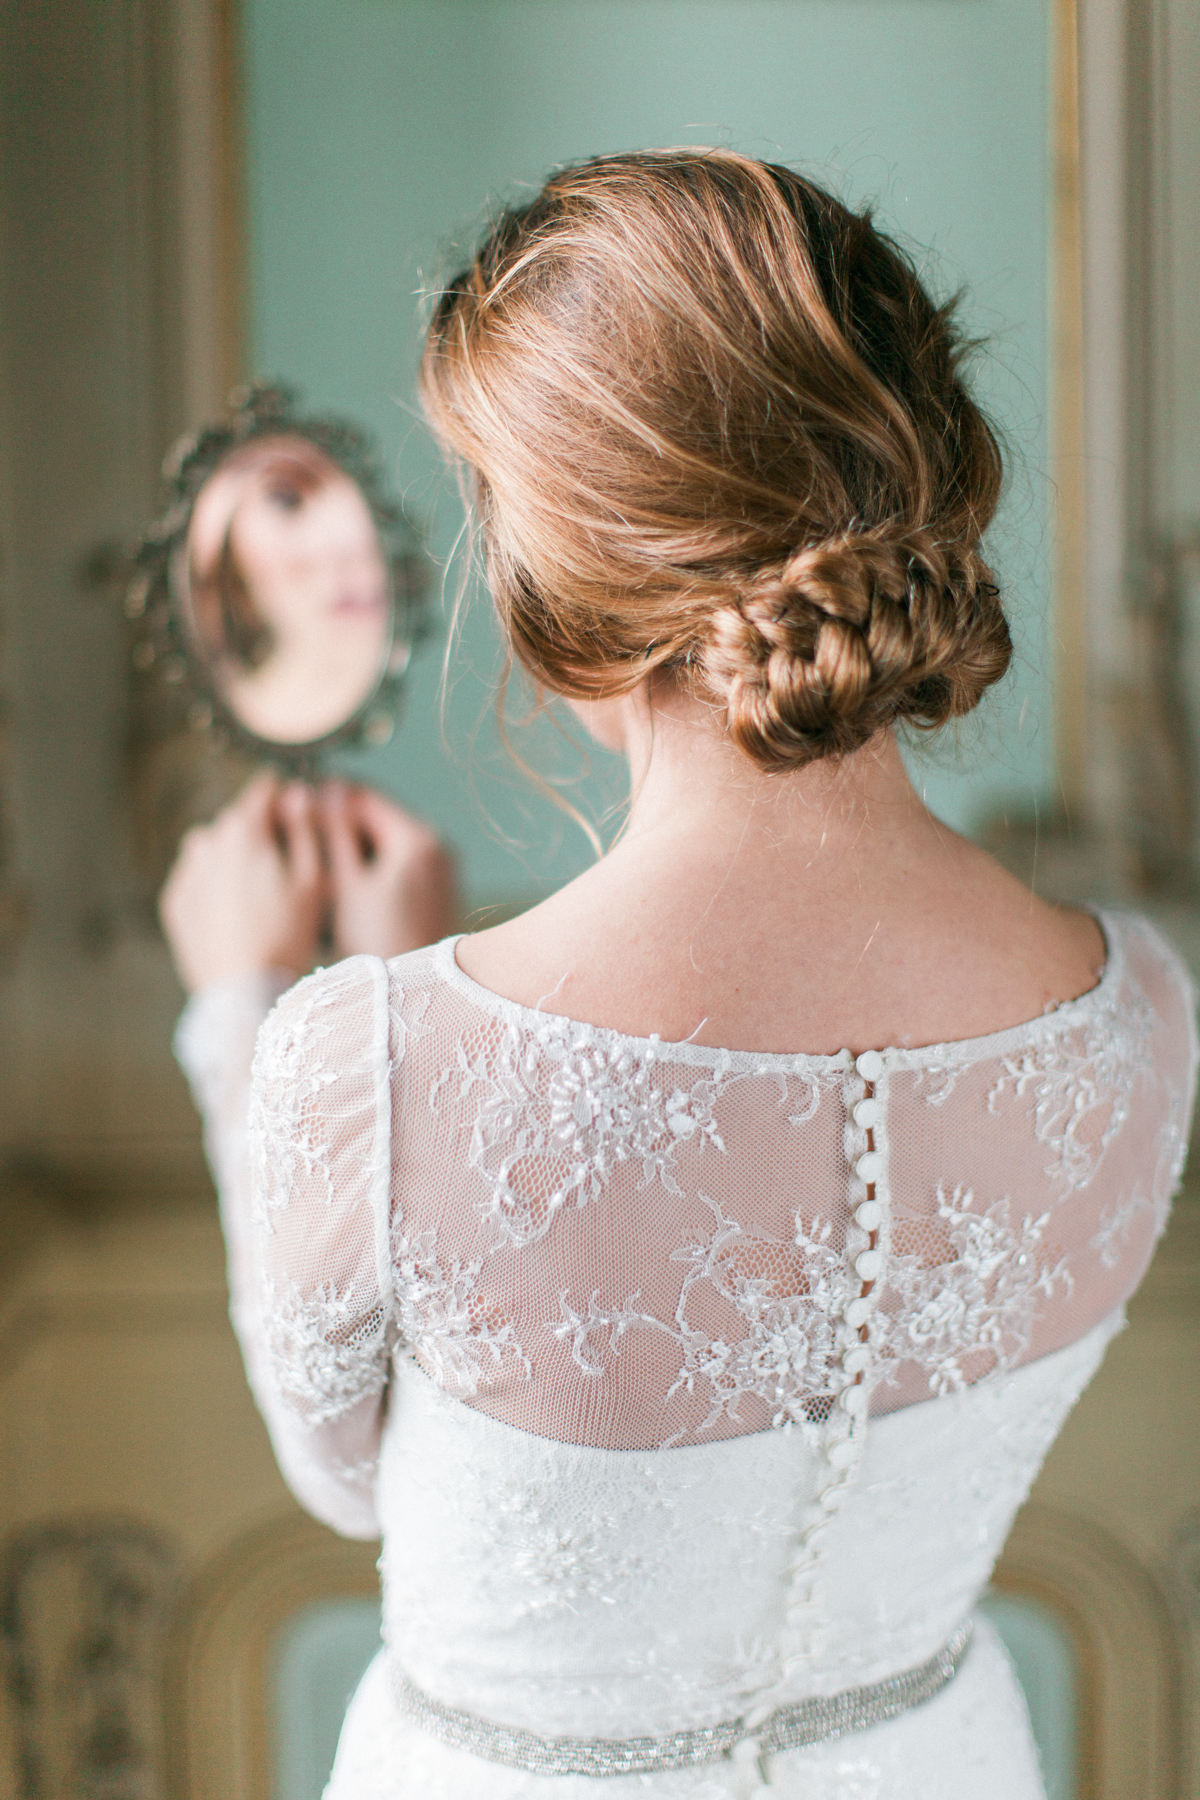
[159,773,329,993]
[320,782,458,962]
[159,776,457,995]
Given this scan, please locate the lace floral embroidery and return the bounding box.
[1085,1079,1186,1271]
[473,1466,683,1619]
[551,1196,852,1439]
[1090,1188,1155,1269]
[250,959,426,1225]
[251,984,344,1223]
[669,1201,851,1432]
[1152,1086,1190,1211]
[551,1290,648,1376]
[448,1018,739,1245]
[986,988,1155,1191]
[392,1226,530,1396]
[878,1186,1073,1396]
[911,1062,962,1108]
[265,1279,389,1426]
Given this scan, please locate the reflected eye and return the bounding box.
[267,484,304,512]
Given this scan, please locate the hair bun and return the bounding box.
[700,527,1010,770]
[421,149,1014,771]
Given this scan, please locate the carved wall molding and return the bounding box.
[0,653,29,974]
[127,0,262,893]
[164,1512,377,1800]
[0,0,245,1174]
[0,110,29,978]
[0,1517,180,1800]
[995,1500,1186,1799]
[1075,0,1200,885]
[1168,1503,1200,1800]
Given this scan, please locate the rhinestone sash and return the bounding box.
[393,1620,973,1777]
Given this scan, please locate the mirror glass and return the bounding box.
[179,434,393,746]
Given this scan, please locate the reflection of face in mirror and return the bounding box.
[185,436,391,745]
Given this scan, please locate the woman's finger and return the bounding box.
[212,768,281,856]
[237,767,282,826]
[346,785,429,859]
[320,781,367,882]
[278,782,323,890]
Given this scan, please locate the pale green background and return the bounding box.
[244,0,1056,910]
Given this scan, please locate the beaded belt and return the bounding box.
[394,1620,972,1777]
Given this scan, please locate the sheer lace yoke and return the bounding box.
[247,910,1196,1461]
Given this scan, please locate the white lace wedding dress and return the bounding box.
[176,909,1196,1800]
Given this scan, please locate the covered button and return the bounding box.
[844,1297,871,1328]
[827,1438,859,1468]
[855,1049,885,1082]
[855,1151,882,1183]
[855,1200,883,1230]
[840,1383,868,1415]
[855,1249,883,1280]
[853,1097,879,1128]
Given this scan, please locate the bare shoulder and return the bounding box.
[1029,896,1109,994]
[454,871,610,1007]
[945,837,1107,998]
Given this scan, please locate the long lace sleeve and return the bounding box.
[176,958,393,1539]
[174,970,298,1474]
[238,955,394,1539]
[175,969,296,1210]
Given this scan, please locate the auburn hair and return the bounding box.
[420,148,1010,771]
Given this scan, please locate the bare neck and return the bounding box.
[457,686,1103,1053]
[614,685,934,864]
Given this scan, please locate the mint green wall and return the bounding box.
[244,0,1053,910]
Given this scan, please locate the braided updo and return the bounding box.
[421,149,1010,770]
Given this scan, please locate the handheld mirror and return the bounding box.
[129,383,423,769]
